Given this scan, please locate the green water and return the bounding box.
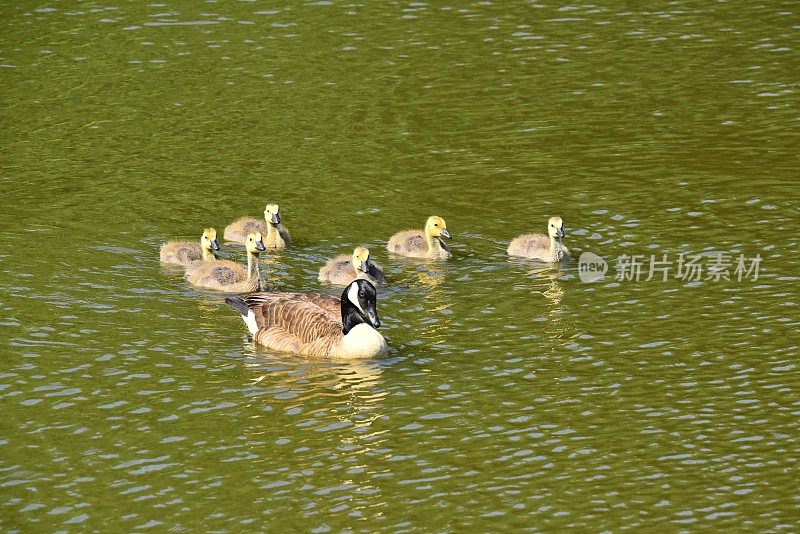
[1,0,798,531]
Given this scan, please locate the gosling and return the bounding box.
[224,203,291,248]
[160,228,220,268]
[507,216,570,262]
[387,215,452,259]
[319,246,386,287]
[186,232,266,292]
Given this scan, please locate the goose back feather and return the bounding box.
[186,259,257,292]
[387,231,451,259]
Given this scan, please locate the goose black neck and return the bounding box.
[340,297,366,335]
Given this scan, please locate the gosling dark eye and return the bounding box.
[434,224,439,227]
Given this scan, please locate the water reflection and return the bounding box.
[243,348,385,404]
[415,261,446,290]
[241,349,390,455]
[537,271,572,342]
[256,252,289,290]
[414,261,455,347]
[2,0,798,530]
[537,270,566,305]
[508,258,574,340]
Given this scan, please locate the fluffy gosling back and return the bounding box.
[507,216,570,262]
[186,232,266,292]
[386,216,452,259]
[224,203,291,248]
[160,228,220,268]
[319,246,386,286]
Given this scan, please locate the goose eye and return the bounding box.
[434,223,439,227]
[359,291,365,298]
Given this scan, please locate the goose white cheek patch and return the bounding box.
[348,284,365,314]
[244,310,259,336]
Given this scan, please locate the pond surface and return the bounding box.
[1,0,798,531]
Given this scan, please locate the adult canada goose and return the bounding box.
[386,215,452,259]
[318,246,386,287]
[226,279,388,359]
[186,232,266,292]
[224,203,291,248]
[159,228,220,267]
[507,216,570,262]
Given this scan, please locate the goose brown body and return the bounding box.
[298,293,340,318]
[246,293,346,356]
[227,280,388,359]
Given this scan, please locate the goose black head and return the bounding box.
[340,279,380,334]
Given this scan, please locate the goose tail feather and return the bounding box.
[226,296,260,337]
[225,296,248,317]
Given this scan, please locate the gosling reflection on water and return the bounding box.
[256,252,288,291]
[414,261,454,347]
[508,259,573,339]
[416,261,446,289]
[539,270,566,308]
[536,271,574,340]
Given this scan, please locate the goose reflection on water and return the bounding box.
[243,349,387,406]
[242,352,391,450]
[242,350,383,392]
